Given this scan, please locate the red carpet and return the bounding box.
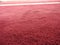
[0,4,60,45]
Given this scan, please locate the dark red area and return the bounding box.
[0,4,60,45]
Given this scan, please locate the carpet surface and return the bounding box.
[0,4,60,45]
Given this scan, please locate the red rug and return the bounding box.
[0,4,60,45]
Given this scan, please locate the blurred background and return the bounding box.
[0,0,60,2]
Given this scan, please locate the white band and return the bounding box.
[0,2,60,6]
